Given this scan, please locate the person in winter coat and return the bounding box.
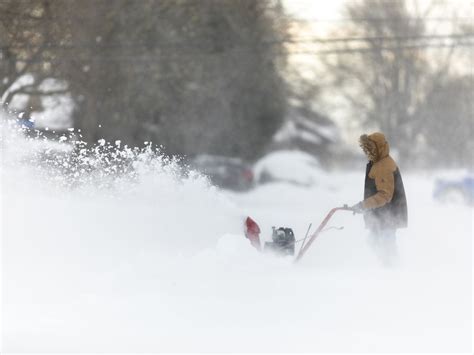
[351,132,407,264]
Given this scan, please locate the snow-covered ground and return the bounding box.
[1,124,472,352]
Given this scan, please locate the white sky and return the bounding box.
[284,0,472,20]
[283,0,473,39]
[284,0,344,21]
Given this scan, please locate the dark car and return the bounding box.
[433,175,474,205]
[190,154,254,191]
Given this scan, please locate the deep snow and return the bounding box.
[1,123,472,352]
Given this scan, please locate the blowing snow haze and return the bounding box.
[1,0,473,352]
[1,110,472,352]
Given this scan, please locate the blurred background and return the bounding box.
[1,2,473,352]
[1,0,473,190]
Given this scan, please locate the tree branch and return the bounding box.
[1,81,68,109]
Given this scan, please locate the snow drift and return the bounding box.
[1,119,471,352]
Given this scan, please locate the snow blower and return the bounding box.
[244,205,354,262]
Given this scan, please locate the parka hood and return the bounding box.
[359,132,390,162]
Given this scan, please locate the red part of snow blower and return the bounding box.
[244,216,262,251]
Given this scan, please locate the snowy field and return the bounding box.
[1,126,472,352]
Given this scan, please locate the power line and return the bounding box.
[278,33,474,44]
[286,41,473,55]
[6,41,471,66]
[1,33,472,51]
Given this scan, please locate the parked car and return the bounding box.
[252,150,323,187]
[433,175,474,205]
[189,154,254,191]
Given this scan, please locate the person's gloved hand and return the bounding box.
[351,201,365,214]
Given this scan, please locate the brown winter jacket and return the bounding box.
[360,133,407,230]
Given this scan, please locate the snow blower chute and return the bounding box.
[244,205,354,262]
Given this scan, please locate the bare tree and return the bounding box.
[0,0,67,110]
[421,75,473,168]
[321,0,471,164]
[46,0,289,159]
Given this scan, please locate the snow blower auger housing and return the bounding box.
[244,205,353,262]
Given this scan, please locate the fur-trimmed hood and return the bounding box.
[359,132,390,162]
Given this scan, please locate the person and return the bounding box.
[351,132,407,265]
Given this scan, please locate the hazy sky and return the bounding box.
[284,0,344,22]
[284,0,472,33]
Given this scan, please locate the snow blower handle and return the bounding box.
[295,206,353,262]
[340,203,362,215]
